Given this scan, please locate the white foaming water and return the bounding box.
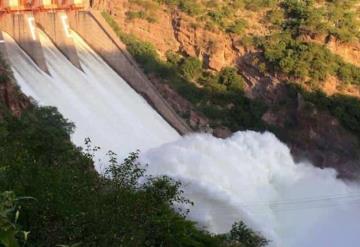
[3,31,360,246]
[2,30,179,168]
[141,131,360,247]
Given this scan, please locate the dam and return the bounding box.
[0,0,190,139]
[0,0,191,162]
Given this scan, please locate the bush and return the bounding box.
[218,67,245,92]
[227,19,248,35]
[178,0,204,16]
[126,10,146,20]
[280,0,360,42]
[289,83,360,140]
[243,0,278,11]
[165,50,182,65]
[266,8,285,27]
[179,56,203,81]
[259,33,360,85]
[0,53,10,84]
[227,221,269,247]
[0,191,28,247]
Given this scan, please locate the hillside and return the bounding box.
[93,0,360,178]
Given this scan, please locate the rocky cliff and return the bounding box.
[0,54,29,117]
[92,0,360,178]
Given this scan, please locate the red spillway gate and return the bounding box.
[0,0,84,12]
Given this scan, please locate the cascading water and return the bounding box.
[2,30,179,167]
[3,30,360,247]
[141,131,360,246]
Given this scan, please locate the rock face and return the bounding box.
[0,62,29,117]
[92,0,236,71]
[0,81,29,117]
[260,84,360,179]
[171,12,236,71]
[149,75,211,132]
[81,0,360,177]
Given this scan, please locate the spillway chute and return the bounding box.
[2,30,180,166]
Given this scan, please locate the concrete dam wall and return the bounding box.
[0,9,191,135]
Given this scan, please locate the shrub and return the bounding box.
[259,33,360,85]
[0,53,10,84]
[179,56,203,81]
[243,0,278,11]
[280,0,359,42]
[0,191,28,247]
[266,8,285,27]
[126,10,146,20]
[165,50,182,65]
[227,19,248,35]
[178,0,204,16]
[289,83,360,140]
[218,67,245,92]
[228,221,269,247]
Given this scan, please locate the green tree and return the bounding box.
[180,56,203,81]
[228,221,269,247]
[218,67,245,92]
[227,19,248,35]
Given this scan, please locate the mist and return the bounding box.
[141,131,360,247]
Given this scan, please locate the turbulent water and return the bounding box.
[3,30,360,247]
[3,30,179,166]
[141,132,360,247]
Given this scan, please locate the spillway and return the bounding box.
[2,30,179,168]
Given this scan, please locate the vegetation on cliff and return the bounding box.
[99,0,360,173]
[102,9,360,142]
[258,32,360,85]
[290,84,360,141]
[103,12,266,132]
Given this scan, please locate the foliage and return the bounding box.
[179,0,204,16]
[179,56,203,81]
[288,83,360,140]
[280,0,360,42]
[126,9,157,23]
[265,8,285,27]
[126,10,146,20]
[259,32,360,85]
[0,53,10,84]
[103,11,267,131]
[165,50,182,65]
[0,191,31,247]
[226,221,269,247]
[240,0,278,11]
[218,67,245,92]
[226,19,248,35]
[156,0,204,16]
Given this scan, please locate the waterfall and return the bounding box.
[3,30,179,170]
